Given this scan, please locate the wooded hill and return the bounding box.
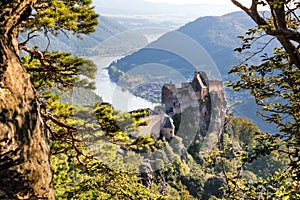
[19,16,148,56]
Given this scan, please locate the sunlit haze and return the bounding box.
[145,0,251,6]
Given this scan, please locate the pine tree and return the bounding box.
[0,0,98,198]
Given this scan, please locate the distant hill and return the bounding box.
[93,0,240,29]
[109,12,258,79]
[19,16,148,56]
[108,11,277,132]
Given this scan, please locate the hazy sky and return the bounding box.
[145,0,251,6]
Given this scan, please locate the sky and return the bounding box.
[145,0,251,6]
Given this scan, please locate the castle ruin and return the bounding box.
[162,71,223,115]
[160,71,225,147]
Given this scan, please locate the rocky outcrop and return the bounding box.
[139,160,155,187]
[0,1,53,199]
[201,90,226,153]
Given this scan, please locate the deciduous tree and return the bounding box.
[223,0,300,198]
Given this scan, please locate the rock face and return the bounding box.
[0,1,53,199]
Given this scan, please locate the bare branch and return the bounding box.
[271,28,300,40]
[69,131,92,166]
[41,112,92,166]
[250,0,258,11]
[60,28,70,40]
[45,122,57,140]
[231,0,250,12]
[232,0,270,29]
[43,27,51,51]
[285,6,300,23]
[240,37,276,65]
[19,30,38,46]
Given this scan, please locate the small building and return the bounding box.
[161,115,175,140]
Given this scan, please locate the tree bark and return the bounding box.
[0,1,53,199]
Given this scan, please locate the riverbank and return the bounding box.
[91,56,158,112]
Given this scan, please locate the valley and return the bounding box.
[2,1,298,199]
[100,11,276,132]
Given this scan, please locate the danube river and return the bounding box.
[92,56,157,112]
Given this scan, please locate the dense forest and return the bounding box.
[0,0,299,199]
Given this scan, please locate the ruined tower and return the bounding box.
[160,71,225,148]
[161,71,211,115]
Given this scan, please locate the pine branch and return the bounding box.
[19,45,47,66]
[41,112,77,131]
[41,111,92,166]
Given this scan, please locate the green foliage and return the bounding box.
[222,1,300,199]
[17,0,300,198]
[52,153,164,199]
[16,0,166,199]
[48,100,165,198]
[94,104,152,145]
[224,115,260,147]
[228,49,300,136]
[201,115,290,199]
[59,87,103,106]
[222,170,300,200]
[23,0,98,36]
[22,52,96,90]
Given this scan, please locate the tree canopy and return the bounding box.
[221,0,300,199]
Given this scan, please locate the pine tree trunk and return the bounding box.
[0,1,53,199]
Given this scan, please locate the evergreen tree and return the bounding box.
[0,0,98,198]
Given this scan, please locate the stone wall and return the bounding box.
[161,71,211,114]
[162,84,178,113]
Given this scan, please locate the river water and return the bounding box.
[92,56,157,112]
